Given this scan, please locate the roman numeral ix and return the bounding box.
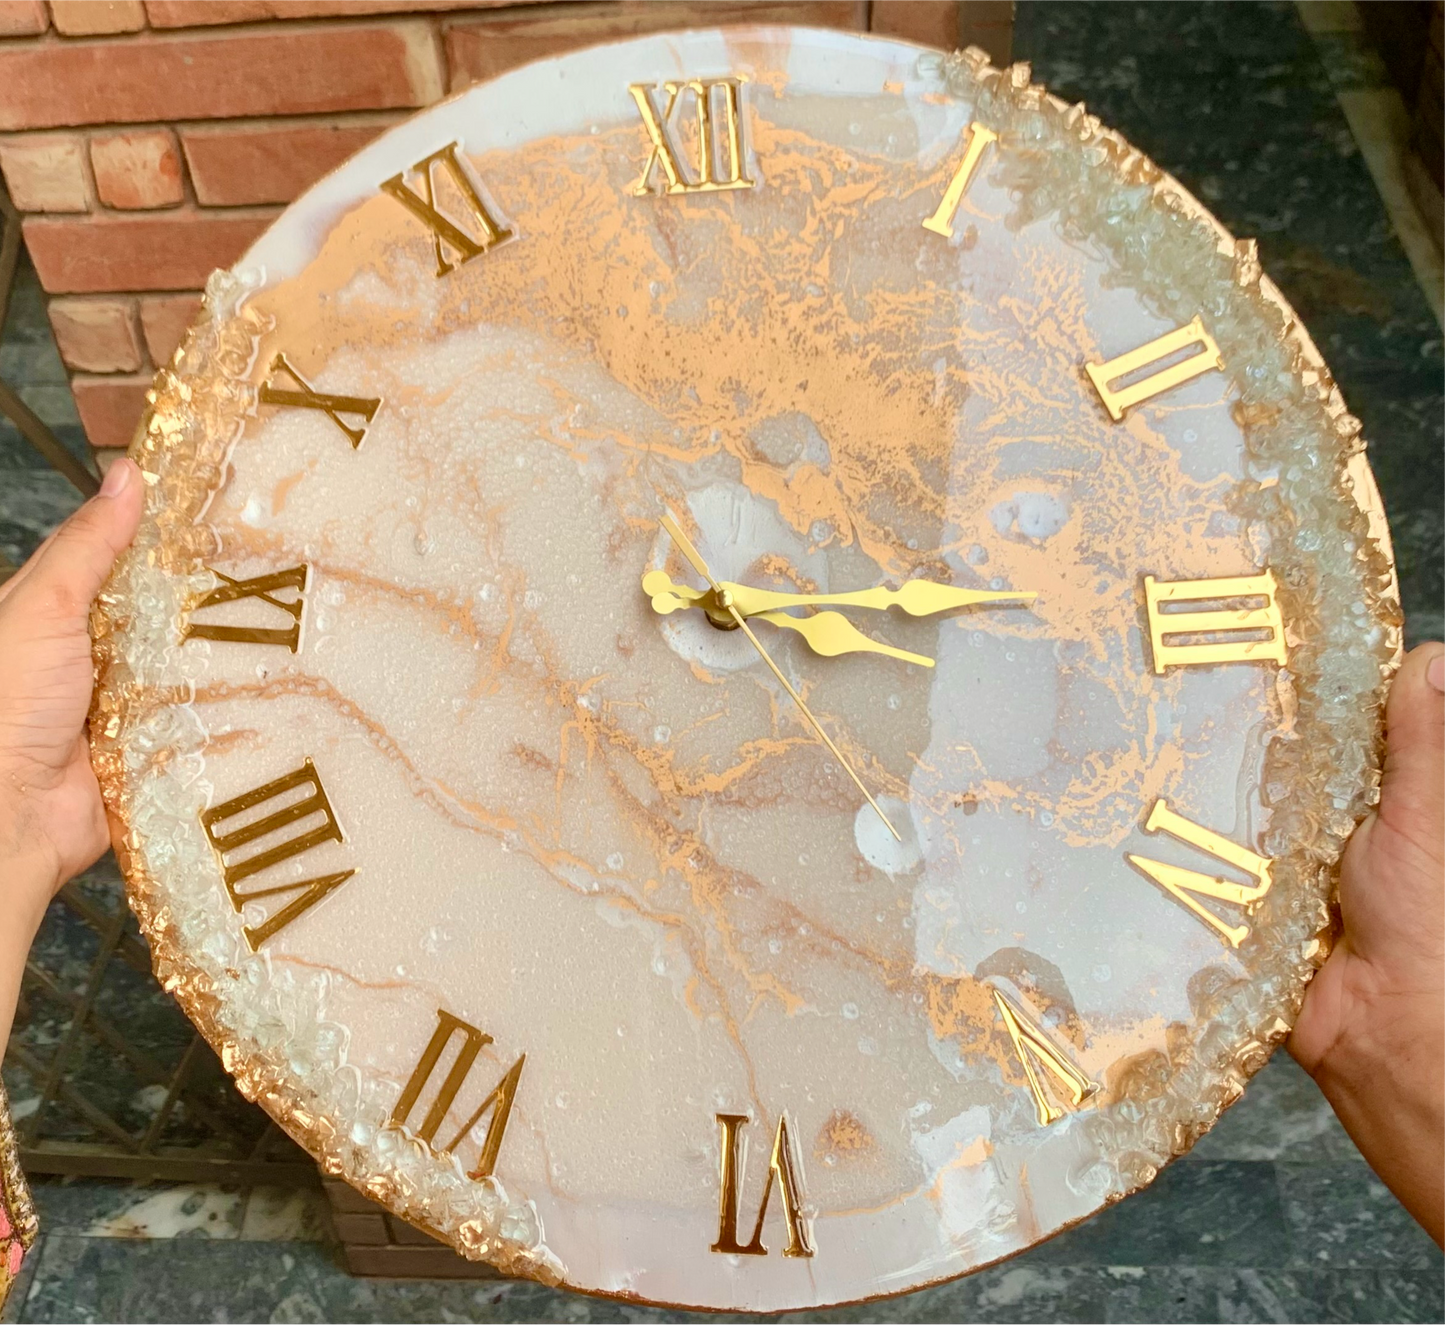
[1127,798,1273,948]
[199,758,354,950]
[259,353,381,450]
[390,1009,525,1181]
[710,1112,812,1258]
[182,564,308,652]
[629,77,755,196]
[380,141,514,278]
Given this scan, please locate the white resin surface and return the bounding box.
[96,27,1394,1313]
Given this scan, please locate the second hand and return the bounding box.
[659,514,901,842]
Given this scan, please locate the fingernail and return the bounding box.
[99,457,131,498]
[1428,651,1444,694]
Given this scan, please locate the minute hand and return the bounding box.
[717,579,1036,619]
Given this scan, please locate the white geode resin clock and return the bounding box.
[92,27,1399,1312]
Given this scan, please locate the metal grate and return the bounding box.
[0,181,317,1191]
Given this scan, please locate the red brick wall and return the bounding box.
[0,0,1013,467]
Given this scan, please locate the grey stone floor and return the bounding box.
[0,1,1441,1321]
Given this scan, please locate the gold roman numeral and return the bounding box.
[1084,316,1225,420]
[629,77,754,196]
[379,141,513,278]
[390,1009,525,1181]
[710,1113,812,1258]
[1144,570,1288,672]
[922,121,998,238]
[1127,798,1273,948]
[182,565,308,652]
[991,988,1098,1127]
[258,353,381,450]
[199,758,353,950]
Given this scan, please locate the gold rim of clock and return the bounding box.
[88,30,1403,1310]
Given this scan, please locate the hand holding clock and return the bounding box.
[1290,642,1445,1248]
[0,458,143,1051]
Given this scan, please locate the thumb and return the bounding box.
[25,458,145,619]
[1375,641,1444,863]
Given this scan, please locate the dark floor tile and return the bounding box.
[1030,1161,1289,1268]
[1277,1162,1442,1269]
[0,1242,40,1325]
[1095,1265,1434,1324]
[1367,1266,1445,1323]
[1190,1054,1357,1164]
[0,470,83,566]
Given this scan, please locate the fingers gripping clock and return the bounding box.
[92,29,1399,1314]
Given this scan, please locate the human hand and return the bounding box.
[1291,641,1444,1247]
[0,458,144,912]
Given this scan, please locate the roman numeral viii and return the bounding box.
[629,77,755,196]
[992,988,1098,1127]
[1127,798,1273,948]
[380,141,513,278]
[199,758,354,950]
[710,1113,812,1258]
[1085,316,1225,420]
[259,353,381,450]
[182,565,308,652]
[390,1009,525,1181]
[1144,571,1288,671]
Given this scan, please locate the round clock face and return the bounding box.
[93,27,1399,1313]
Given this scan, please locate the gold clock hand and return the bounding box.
[643,572,932,666]
[657,515,901,841]
[716,578,1037,618]
[641,569,707,615]
[640,570,1034,620]
[752,609,935,668]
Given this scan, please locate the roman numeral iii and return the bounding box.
[922,121,997,238]
[991,989,1098,1127]
[1127,798,1273,948]
[629,77,755,196]
[199,758,353,950]
[380,141,514,278]
[259,353,381,450]
[390,1009,525,1181]
[182,564,308,652]
[1144,571,1288,671]
[1084,316,1225,420]
[710,1113,813,1258]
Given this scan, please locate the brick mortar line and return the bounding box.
[1,111,417,147]
[6,0,871,54]
[2,1,718,54]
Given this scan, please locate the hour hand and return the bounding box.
[753,610,935,668]
[642,570,708,615]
